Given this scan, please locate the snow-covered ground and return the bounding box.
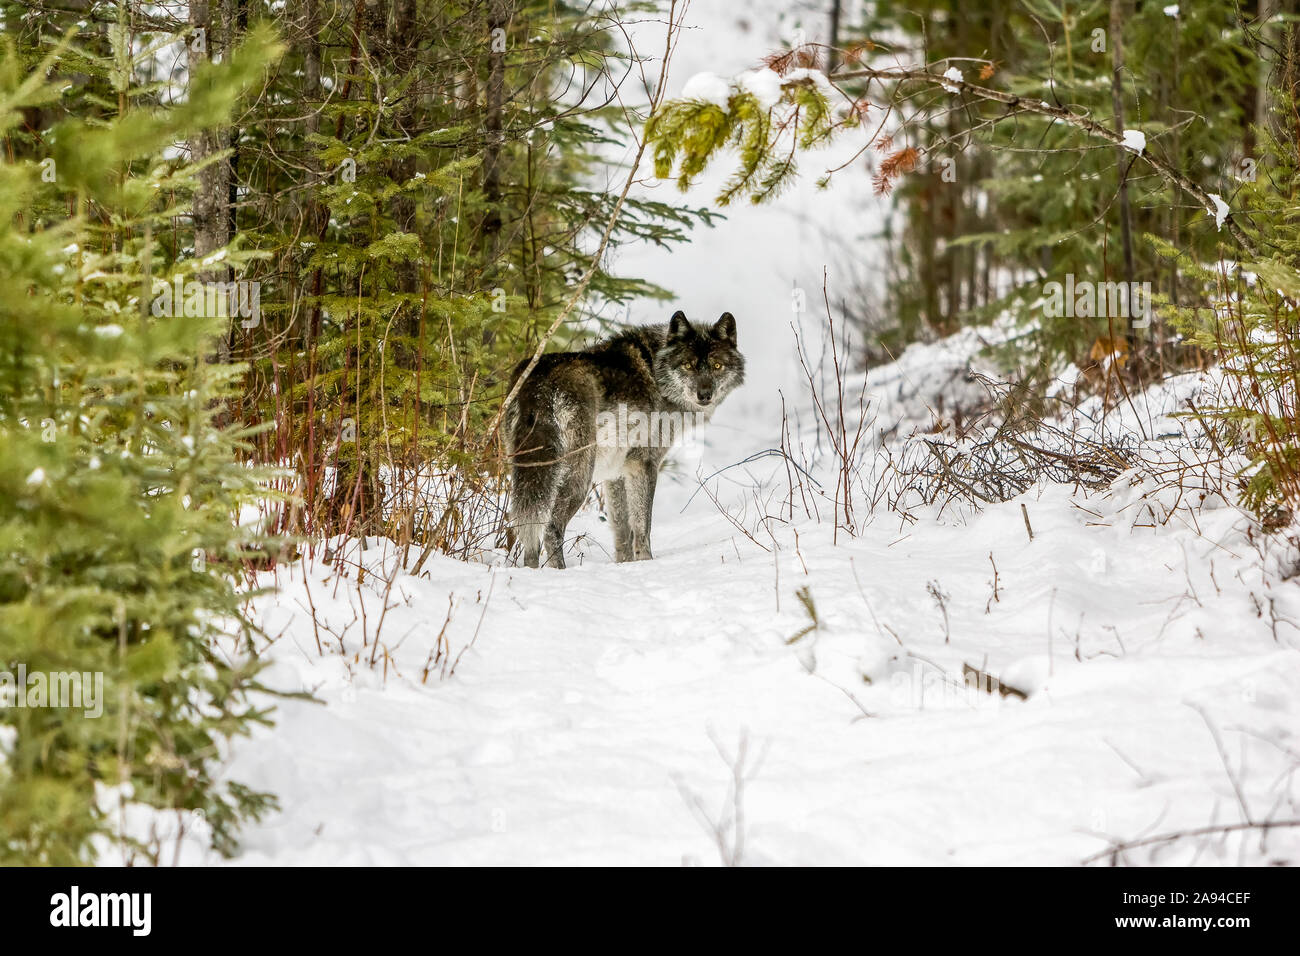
[103,2,1300,867]
[125,321,1298,867]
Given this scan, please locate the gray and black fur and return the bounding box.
[506,311,745,568]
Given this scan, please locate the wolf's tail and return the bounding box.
[505,374,563,568]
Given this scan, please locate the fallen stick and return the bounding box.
[961,662,1030,701]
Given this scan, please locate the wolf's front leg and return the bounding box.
[604,478,633,562]
[624,460,657,561]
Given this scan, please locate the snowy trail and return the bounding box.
[156,1,1300,869]
[200,467,1300,867]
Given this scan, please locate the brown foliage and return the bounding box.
[872,146,919,196]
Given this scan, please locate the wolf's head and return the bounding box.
[654,311,746,412]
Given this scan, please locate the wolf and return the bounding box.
[506,310,745,568]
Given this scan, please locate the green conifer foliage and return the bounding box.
[0,22,284,864]
[645,2,1269,370]
[195,0,718,543]
[1161,25,1300,518]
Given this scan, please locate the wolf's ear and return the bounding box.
[668,310,691,341]
[712,312,737,345]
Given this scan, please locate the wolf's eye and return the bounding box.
[711,361,723,370]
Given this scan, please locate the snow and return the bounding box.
[108,319,1299,867]
[685,65,833,112]
[737,68,784,110]
[941,66,964,93]
[782,67,834,94]
[680,71,732,108]
[1208,193,1231,230]
[95,0,1300,869]
[1121,129,1146,153]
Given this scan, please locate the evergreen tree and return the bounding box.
[645,1,1300,517]
[8,1,711,552]
[0,18,283,864]
[1163,22,1300,519]
[647,1,1275,374]
[207,0,714,544]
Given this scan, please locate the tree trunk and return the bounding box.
[393,0,419,314]
[189,0,232,372]
[1109,0,1136,290]
[190,1,230,283]
[482,0,510,268]
[224,0,246,362]
[827,0,841,73]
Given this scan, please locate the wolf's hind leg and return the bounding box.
[508,464,550,568]
[604,478,633,562]
[543,480,587,569]
[624,460,657,561]
[515,518,544,568]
